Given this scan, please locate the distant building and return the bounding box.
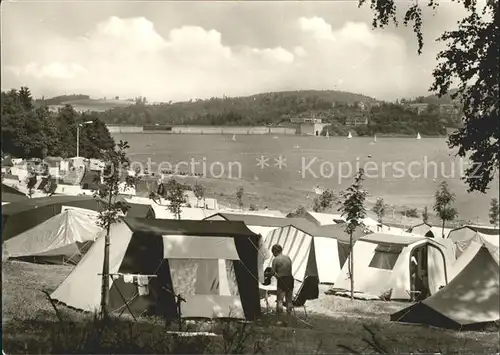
[357,101,366,111]
[297,122,328,136]
[407,103,429,115]
[345,116,369,126]
[290,117,323,124]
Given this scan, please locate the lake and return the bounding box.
[112,133,499,223]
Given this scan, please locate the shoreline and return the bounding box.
[114,131,449,138]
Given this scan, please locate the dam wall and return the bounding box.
[107,125,297,135]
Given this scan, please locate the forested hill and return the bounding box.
[406,89,460,105]
[97,90,379,126]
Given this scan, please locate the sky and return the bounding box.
[1,0,472,102]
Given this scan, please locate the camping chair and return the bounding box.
[262,276,319,318]
[291,276,319,318]
[406,290,422,303]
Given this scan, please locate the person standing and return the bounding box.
[271,244,294,314]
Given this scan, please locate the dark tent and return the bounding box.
[127,203,155,219]
[1,195,109,241]
[1,184,28,203]
[51,218,262,320]
[80,170,101,190]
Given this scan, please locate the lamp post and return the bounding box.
[76,121,94,158]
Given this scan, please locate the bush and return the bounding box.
[2,315,268,354]
[401,207,419,218]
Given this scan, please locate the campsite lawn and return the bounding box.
[2,260,499,354]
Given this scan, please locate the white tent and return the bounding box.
[447,225,499,279]
[391,246,499,330]
[152,205,213,220]
[305,211,343,226]
[408,222,453,238]
[263,224,366,285]
[3,208,101,264]
[334,233,455,300]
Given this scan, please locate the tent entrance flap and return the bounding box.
[169,259,243,319]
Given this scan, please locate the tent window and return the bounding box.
[369,244,403,270]
[168,259,239,296]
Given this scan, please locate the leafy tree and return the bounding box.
[489,198,499,227]
[236,187,244,210]
[249,204,258,211]
[402,207,419,218]
[372,197,386,224]
[93,140,138,320]
[312,189,337,212]
[192,181,205,208]
[422,206,429,223]
[338,169,368,301]
[1,87,114,160]
[433,181,459,237]
[165,179,186,219]
[360,0,499,193]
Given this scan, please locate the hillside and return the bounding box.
[97,90,379,125]
[34,95,134,112]
[410,88,460,105]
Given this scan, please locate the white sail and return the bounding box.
[347,132,352,139]
[326,130,330,138]
[374,135,377,142]
[417,133,421,140]
[232,134,236,141]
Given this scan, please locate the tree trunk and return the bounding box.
[100,192,114,320]
[442,218,446,238]
[100,218,111,320]
[349,231,354,301]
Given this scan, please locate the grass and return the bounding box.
[3,260,499,354]
[136,175,465,228]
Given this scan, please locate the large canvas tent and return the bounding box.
[263,224,366,286]
[1,196,109,241]
[334,234,455,300]
[390,246,499,330]
[2,208,101,264]
[51,218,262,320]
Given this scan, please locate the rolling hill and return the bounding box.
[412,88,460,105]
[96,90,380,125]
[34,94,134,112]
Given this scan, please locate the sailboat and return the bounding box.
[232,134,236,141]
[374,134,377,142]
[417,133,421,140]
[326,130,330,139]
[347,132,353,139]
